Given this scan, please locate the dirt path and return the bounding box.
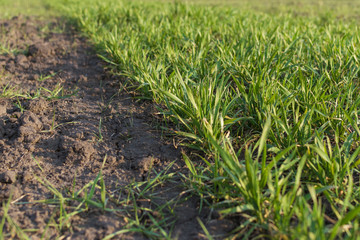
[0,16,234,239]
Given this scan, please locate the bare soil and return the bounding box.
[0,16,235,239]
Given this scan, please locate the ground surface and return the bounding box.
[0,16,235,239]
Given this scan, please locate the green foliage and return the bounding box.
[1,0,360,238]
[55,0,360,238]
[0,0,59,19]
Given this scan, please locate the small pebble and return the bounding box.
[0,105,7,115]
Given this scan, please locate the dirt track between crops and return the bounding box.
[0,16,235,239]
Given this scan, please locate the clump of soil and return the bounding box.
[0,16,234,239]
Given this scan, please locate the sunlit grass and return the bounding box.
[55,0,360,238]
[1,0,360,238]
[0,0,58,19]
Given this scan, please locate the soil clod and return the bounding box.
[0,170,17,183]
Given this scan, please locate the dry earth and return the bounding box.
[0,16,235,239]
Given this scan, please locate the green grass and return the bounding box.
[0,0,58,19]
[53,0,360,238]
[154,0,360,19]
[0,83,77,100]
[2,0,360,239]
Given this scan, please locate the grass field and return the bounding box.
[0,0,58,19]
[2,0,360,239]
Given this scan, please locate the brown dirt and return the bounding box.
[0,16,235,239]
